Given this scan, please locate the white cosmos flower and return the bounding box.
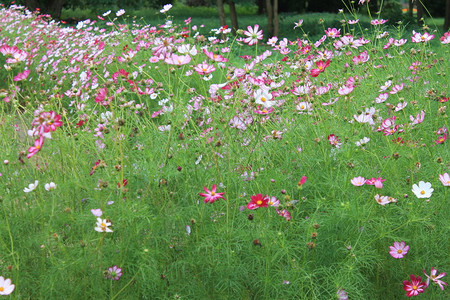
[254,89,276,108]
[116,9,125,17]
[44,182,57,191]
[160,4,173,13]
[411,181,434,198]
[95,218,113,233]
[0,276,15,295]
[24,180,38,193]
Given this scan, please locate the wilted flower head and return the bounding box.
[423,267,447,290]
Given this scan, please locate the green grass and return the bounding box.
[0,3,449,299]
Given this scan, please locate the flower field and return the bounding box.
[0,3,449,299]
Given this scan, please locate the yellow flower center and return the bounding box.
[101,222,106,227]
[412,285,418,290]
[211,191,215,196]
[202,68,207,72]
[397,249,403,254]
[256,200,262,205]
[36,145,41,149]
[0,287,4,291]
[420,190,425,195]
[261,97,266,102]
[300,105,305,109]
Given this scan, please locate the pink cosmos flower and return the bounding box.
[423,267,447,290]
[403,274,427,297]
[411,30,435,43]
[409,111,425,125]
[439,173,450,186]
[389,241,409,258]
[105,265,122,280]
[243,24,263,46]
[337,288,348,300]
[247,194,269,210]
[194,61,216,75]
[327,134,342,148]
[35,111,63,133]
[370,19,388,25]
[203,49,229,62]
[13,69,30,81]
[91,209,103,217]
[325,28,340,38]
[440,31,450,44]
[310,59,330,77]
[276,209,291,221]
[298,176,307,186]
[365,177,385,189]
[434,133,447,144]
[351,176,365,186]
[164,54,191,65]
[267,196,280,207]
[199,184,225,203]
[352,50,369,65]
[27,136,45,159]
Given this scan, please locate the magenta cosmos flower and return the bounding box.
[403,274,427,297]
[389,241,409,258]
[247,194,269,210]
[423,267,447,290]
[199,184,225,203]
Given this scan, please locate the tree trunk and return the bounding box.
[257,0,265,14]
[229,1,239,36]
[266,0,273,37]
[24,0,65,19]
[445,0,450,31]
[217,0,227,28]
[408,0,414,18]
[273,0,279,37]
[417,0,424,26]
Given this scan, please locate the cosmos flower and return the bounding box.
[411,181,434,198]
[247,194,269,210]
[24,180,39,193]
[351,176,366,186]
[403,274,426,297]
[423,267,447,290]
[389,241,409,258]
[95,218,113,233]
[160,4,173,13]
[199,184,225,204]
[439,173,450,186]
[105,265,122,280]
[44,182,57,191]
[0,276,15,295]
[243,25,263,46]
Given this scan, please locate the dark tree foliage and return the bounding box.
[278,0,306,13]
